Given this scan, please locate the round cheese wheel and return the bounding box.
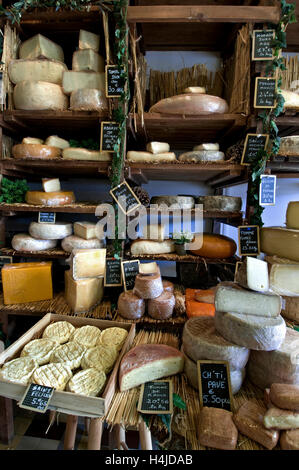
[182,316,249,369]
[14,80,68,111]
[117,290,145,320]
[61,235,103,252]
[8,59,67,85]
[162,280,174,293]
[149,93,229,115]
[12,233,57,251]
[29,221,72,240]
[150,195,194,209]
[248,360,299,390]
[190,233,237,258]
[196,195,242,212]
[70,89,108,112]
[25,191,75,206]
[12,144,61,160]
[133,272,164,299]
[178,150,225,163]
[148,290,175,319]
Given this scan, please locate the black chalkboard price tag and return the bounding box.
[254,77,277,109]
[38,212,56,224]
[238,225,260,256]
[121,259,140,291]
[241,133,269,166]
[0,255,12,282]
[137,380,173,415]
[110,180,141,215]
[105,65,125,98]
[197,360,233,412]
[259,174,276,206]
[19,383,54,413]
[100,121,119,153]
[104,257,122,287]
[252,29,275,61]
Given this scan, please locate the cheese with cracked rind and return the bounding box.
[25,191,75,206]
[261,226,299,262]
[62,235,103,252]
[286,201,299,229]
[12,233,57,251]
[70,89,108,112]
[42,178,61,192]
[45,136,70,149]
[270,264,299,296]
[19,34,64,62]
[62,147,111,161]
[29,221,72,240]
[8,59,67,85]
[126,151,176,163]
[215,283,281,317]
[146,142,170,154]
[62,71,105,95]
[79,30,100,52]
[70,248,106,280]
[130,239,175,255]
[72,49,104,72]
[235,257,269,293]
[178,150,225,163]
[64,270,104,314]
[196,195,242,212]
[215,310,286,351]
[182,316,249,369]
[14,81,68,111]
[12,144,61,160]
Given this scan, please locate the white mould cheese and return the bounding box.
[8,59,67,85]
[12,233,57,251]
[29,222,72,240]
[19,34,64,62]
[62,71,105,95]
[13,81,68,111]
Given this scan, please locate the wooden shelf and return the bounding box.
[0,247,69,259]
[125,251,239,265]
[0,202,99,214]
[0,159,110,179]
[129,207,243,222]
[128,113,248,150]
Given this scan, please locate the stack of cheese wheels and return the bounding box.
[130,222,176,256]
[62,221,104,253]
[127,141,177,163]
[182,316,249,394]
[12,135,71,160]
[10,34,69,111]
[25,177,75,207]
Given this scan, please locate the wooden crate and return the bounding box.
[0,313,135,418]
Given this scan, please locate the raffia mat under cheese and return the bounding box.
[104,328,269,450]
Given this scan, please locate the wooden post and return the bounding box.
[0,397,14,445]
[64,415,78,450]
[114,423,126,450]
[87,418,103,450]
[84,418,90,435]
[138,420,152,450]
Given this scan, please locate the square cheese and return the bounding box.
[71,248,106,280]
[74,221,97,240]
[79,30,100,52]
[42,178,61,193]
[64,270,103,313]
[72,49,105,73]
[19,34,64,62]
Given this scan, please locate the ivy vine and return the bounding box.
[248,0,296,226]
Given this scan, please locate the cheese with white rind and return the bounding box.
[12,144,61,160]
[79,30,100,52]
[19,34,64,62]
[22,137,44,145]
[119,344,184,391]
[146,142,170,154]
[150,195,195,209]
[130,239,175,255]
[62,71,105,95]
[215,310,286,351]
[182,316,250,369]
[193,143,219,151]
[270,383,299,411]
[70,248,106,280]
[182,347,245,395]
[261,226,299,262]
[278,136,299,156]
[14,81,68,111]
[29,221,72,240]
[70,89,108,112]
[280,430,299,450]
[45,136,70,149]
[286,201,299,229]
[133,272,164,299]
[196,195,242,212]
[235,257,269,293]
[42,178,61,193]
[126,151,177,163]
[62,235,103,252]
[12,233,57,251]
[142,224,165,241]
[74,222,97,240]
[62,147,111,161]
[148,291,175,319]
[264,407,299,430]
[270,264,299,296]
[64,270,104,314]
[215,284,281,317]
[25,191,75,206]
[8,59,67,85]
[72,49,104,72]
[178,150,225,163]
[117,290,145,320]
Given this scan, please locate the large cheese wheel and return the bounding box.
[14,81,68,111]
[148,291,175,319]
[130,239,175,255]
[8,59,67,85]
[62,147,111,161]
[61,235,103,252]
[215,310,286,351]
[29,221,72,240]
[182,316,249,369]
[133,272,164,299]
[12,233,57,251]
[150,195,194,209]
[178,150,225,163]
[117,290,145,320]
[12,144,61,160]
[261,227,299,262]
[126,151,177,163]
[149,93,229,115]
[278,136,299,156]
[70,88,108,112]
[25,191,75,206]
[190,233,237,258]
[196,195,242,212]
[286,202,299,229]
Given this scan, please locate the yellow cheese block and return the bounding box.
[70,248,106,280]
[261,226,299,262]
[286,202,299,229]
[64,270,104,313]
[2,262,53,305]
[25,190,75,206]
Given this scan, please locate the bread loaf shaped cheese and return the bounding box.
[119,344,184,391]
[269,383,299,411]
[196,195,242,212]
[62,235,103,252]
[62,71,105,95]
[72,49,104,72]
[133,272,164,299]
[190,233,237,258]
[149,93,229,115]
[178,150,225,163]
[25,191,75,206]
[117,290,145,320]
[182,316,250,369]
[14,81,68,111]
[9,59,67,85]
[19,34,64,62]
[70,89,108,112]
[62,147,111,161]
[148,291,175,319]
[198,407,238,450]
[29,221,72,240]
[235,257,269,293]
[280,430,299,450]
[261,226,299,262]
[215,283,281,317]
[12,233,57,251]
[126,151,176,163]
[130,239,175,255]
[12,144,61,160]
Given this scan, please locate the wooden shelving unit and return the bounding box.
[0,247,69,259]
[0,202,99,214]
[125,251,239,264]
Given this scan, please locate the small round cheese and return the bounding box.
[42,321,75,344]
[67,368,106,397]
[148,290,175,319]
[133,272,164,299]
[12,233,57,251]
[117,290,145,320]
[29,221,72,240]
[0,357,38,385]
[20,338,59,365]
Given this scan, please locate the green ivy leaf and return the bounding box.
[173,393,186,410]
